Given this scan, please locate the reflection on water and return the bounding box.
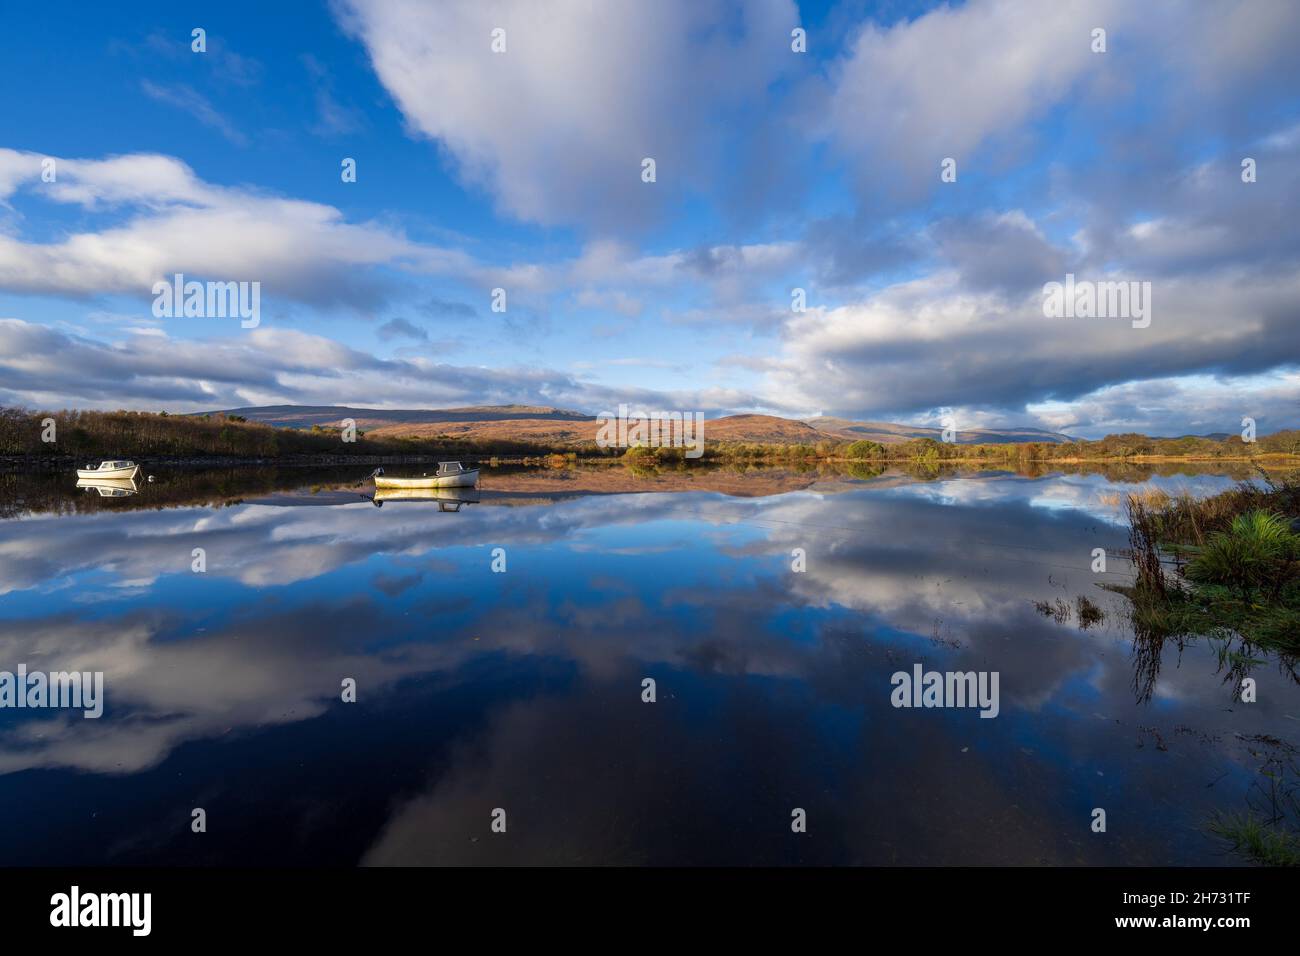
[0,463,1295,865]
[371,487,480,510]
[75,477,139,497]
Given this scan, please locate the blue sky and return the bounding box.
[1,0,1297,437]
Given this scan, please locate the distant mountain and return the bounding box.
[802,417,1076,445]
[205,404,590,429]
[203,405,1077,446]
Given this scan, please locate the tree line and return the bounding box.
[0,407,556,459]
[3,407,1297,463]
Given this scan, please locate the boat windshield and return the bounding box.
[438,463,463,474]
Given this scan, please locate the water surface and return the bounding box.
[1,464,1295,865]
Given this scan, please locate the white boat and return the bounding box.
[76,477,138,497]
[76,459,140,480]
[373,462,479,489]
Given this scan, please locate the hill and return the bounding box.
[802,417,1075,444]
[207,405,1074,446]
[206,404,591,430]
[5,406,1297,464]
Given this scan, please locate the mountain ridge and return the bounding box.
[204,405,1077,445]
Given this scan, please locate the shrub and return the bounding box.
[1186,510,1299,599]
[844,439,884,459]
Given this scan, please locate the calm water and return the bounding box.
[1,464,1296,865]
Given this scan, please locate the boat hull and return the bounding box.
[374,470,479,489]
[76,464,139,480]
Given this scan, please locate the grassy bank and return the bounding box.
[1205,731,1300,866]
[1116,472,1300,656]
[622,435,1300,467]
[0,407,565,462]
[1113,474,1300,865]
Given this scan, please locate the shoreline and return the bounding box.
[5,451,1300,473]
[0,453,560,473]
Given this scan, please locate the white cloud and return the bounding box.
[0,147,810,324]
[821,0,1300,201]
[824,0,1125,196]
[0,149,459,308]
[767,262,1300,423]
[0,318,766,414]
[335,0,798,228]
[1027,371,1300,438]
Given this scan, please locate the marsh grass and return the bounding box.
[1121,472,1300,656]
[1034,598,1071,624]
[1209,813,1300,866]
[1113,477,1300,865]
[1208,737,1300,867]
[1075,594,1104,629]
[1032,594,1107,629]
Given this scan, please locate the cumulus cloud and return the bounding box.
[824,0,1126,200]
[335,0,799,229]
[0,149,448,309]
[2,1,1299,437]
[0,318,767,414]
[761,111,1300,430]
[821,0,1300,203]
[932,212,1065,295]
[0,146,817,324]
[1075,140,1300,279]
[1027,371,1300,438]
[767,263,1300,422]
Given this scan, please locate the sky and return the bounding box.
[0,0,1297,438]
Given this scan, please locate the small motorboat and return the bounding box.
[373,462,479,490]
[76,477,138,497]
[76,459,140,480]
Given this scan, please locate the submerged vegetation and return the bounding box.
[1114,474,1300,865]
[1032,594,1106,629]
[1209,736,1300,867]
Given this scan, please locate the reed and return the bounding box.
[1119,472,1300,654]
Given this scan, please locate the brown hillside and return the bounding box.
[367,413,830,447]
[701,415,826,443]
[211,405,1076,446]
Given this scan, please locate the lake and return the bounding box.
[1,463,1295,865]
